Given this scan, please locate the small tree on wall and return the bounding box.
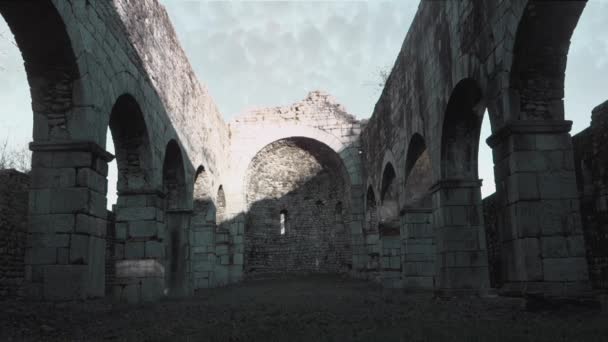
[0,139,30,173]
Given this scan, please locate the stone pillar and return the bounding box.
[487,120,591,297]
[112,190,165,303]
[190,204,217,290]
[26,141,113,300]
[166,209,192,297]
[431,179,490,296]
[401,207,435,289]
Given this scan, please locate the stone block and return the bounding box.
[49,188,90,214]
[140,277,164,302]
[75,214,106,236]
[129,221,157,238]
[43,265,87,300]
[28,233,70,248]
[30,167,76,189]
[402,276,434,289]
[115,207,158,221]
[26,247,56,265]
[543,257,589,282]
[541,236,568,258]
[507,173,539,202]
[145,241,164,258]
[124,242,145,259]
[29,214,75,233]
[70,234,89,264]
[76,168,107,194]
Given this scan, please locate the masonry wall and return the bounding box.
[244,139,350,278]
[0,170,29,297]
[227,91,363,285]
[573,100,608,291]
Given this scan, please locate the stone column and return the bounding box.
[26,141,113,300]
[431,179,490,296]
[112,189,165,303]
[166,209,192,297]
[190,204,217,290]
[401,207,435,289]
[487,120,591,297]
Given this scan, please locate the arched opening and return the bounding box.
[379,162,399,234]
[105,94,155,299]
[190,166,216,289]
[0,2,117,300]
[379,162,401,286]
[435,78,490,293]
[162,140,188,296]
[404,134,433,208]
[243,137,351,278]
[402,134,435,288]
[441,79,483,180]
[493,1,591,296]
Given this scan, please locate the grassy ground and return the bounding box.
[1,275,607,341]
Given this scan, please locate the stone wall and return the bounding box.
[227,91,363,285]
[359,0,589,296]
[573,100,608,291]
[0,170,29,297]
[482,194,502,289]
[244,139,350,278]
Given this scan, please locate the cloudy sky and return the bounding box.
[1,0,607,206]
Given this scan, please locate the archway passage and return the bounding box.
[163,140,189,297]
[106,94,160,301]
[434,78,490,294]
[379,162,401,286]
[0,1,80,141]
[402,134,435,289]
[486,0,590,296]
[244,137,351,278]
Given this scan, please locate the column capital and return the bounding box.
[486,120,572,148]
[429,178,482,193]
[29,140,115,162]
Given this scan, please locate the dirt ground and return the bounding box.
[1,275,607,342]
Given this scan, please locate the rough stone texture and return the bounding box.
[573,100,608,291]
[226,91,363,286]
[244,138,351,278]
[0,170,29,297]
[483,193,502,289]
[360,0,589,296]
[0,0,602,302]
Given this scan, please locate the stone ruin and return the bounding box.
[0,0,606,303]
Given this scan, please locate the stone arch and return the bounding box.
[193,166,214,222]
[379,162,398,233]
[433,77,490,294]
[440,78,484,180]
[0,1,81,141]
[108,94,154,193]
[404,133,432,208]
[509,1,586,121]
[105,94,157,298]
[162,140,189,296]
[243,137,352,277]
[485,1,591,296]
